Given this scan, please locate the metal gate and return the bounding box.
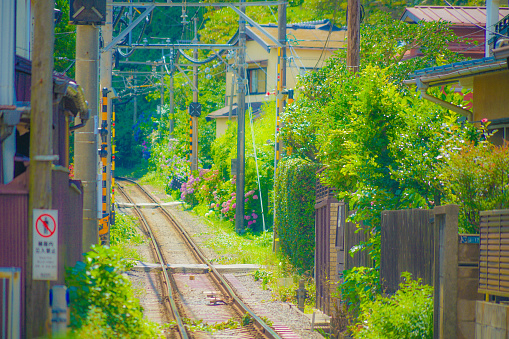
[0,268,21,339]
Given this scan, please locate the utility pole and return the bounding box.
[133,78,137,124]
[100,5,113,245]
[235,0,247,234]
[191,17,199,172]
[75,25,100,251]
[228,72,235,120]
[273,3,287,252]
[347,0,360,72]
[278,4,287,91]
[160,69,164,138]
[169,62,175,136]
[27,1,55,336]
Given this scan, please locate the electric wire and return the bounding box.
[313,1,341,70]
[245,83,267,232]
[442,0,509,40]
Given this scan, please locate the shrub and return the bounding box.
[440,141,509,233]
[110,213,144,246]
[341,266,380,319]
[351,272,433,339]
[274,157,319,274]
[66,245,161,338]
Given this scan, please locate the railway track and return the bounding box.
[116,177,282,339]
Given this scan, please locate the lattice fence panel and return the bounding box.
[479,209,509,297]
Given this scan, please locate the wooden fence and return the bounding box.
[381,209,434,293]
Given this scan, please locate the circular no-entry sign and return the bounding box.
[35,214,57,238]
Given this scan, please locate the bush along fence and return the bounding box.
[274,158,320,274]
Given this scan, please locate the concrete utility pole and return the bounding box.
[160,68,164,138]
[100,5,113,245]
[75,25,100,250]
[235,0,247,233]
[191,18,199,172]
[486,0,500,57]
[27,1,55,336]
[228,72,235,120]
[133,78,137,124]
[169,63,175,136]
[347,0,360,72]
[273,3,287,252]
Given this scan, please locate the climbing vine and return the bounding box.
[274,158,319,274]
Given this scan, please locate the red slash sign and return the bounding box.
[35,214,56,238]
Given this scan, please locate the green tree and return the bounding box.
[54,0,76,77]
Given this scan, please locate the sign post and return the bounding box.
[33,209,58,281]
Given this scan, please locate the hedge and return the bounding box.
[274,158,319,274]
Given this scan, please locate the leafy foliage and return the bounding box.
[66,245,160,338]
[54,0,76,77]
[352,272,433,339]
[340,266,380,319]
[110,213,144,246]
[440,140,509,233]
[337,12,471,82]
[274,158,319,273]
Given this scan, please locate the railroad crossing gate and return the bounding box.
[33,209,58,281]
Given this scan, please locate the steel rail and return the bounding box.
[117,177,282,339]
[116,183,190,339]
[108,1,287,7]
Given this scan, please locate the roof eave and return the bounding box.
[404,59,508,87]
[246,27,271,53]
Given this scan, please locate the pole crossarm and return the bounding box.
[107,1,287,7]
[175,64,199,92]
[227,4,283,48]
[117,43,242,50]
[101,5,155,52]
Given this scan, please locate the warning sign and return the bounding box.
[33,209,58,281]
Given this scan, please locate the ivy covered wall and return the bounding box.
[275,158,319,274]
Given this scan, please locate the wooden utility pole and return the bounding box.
[278,4,287,89]
[235,0,247,233]
[347,0,360,72]
[27,1,55,336]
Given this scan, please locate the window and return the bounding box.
[247,68,266,94]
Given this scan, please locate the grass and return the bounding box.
[115,164,150,179]
[138,170,168,191]
[111,213,146,262]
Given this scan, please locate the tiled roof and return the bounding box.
[410,57,497,77]
[207,102,263,119]
[405,56,507,86]
[401,6,509,26]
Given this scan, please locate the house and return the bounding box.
[208,20,347,138]
[405,8,509,333]
[405,51,509,145]
[401,6,509,60]
[0,2,88,336]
